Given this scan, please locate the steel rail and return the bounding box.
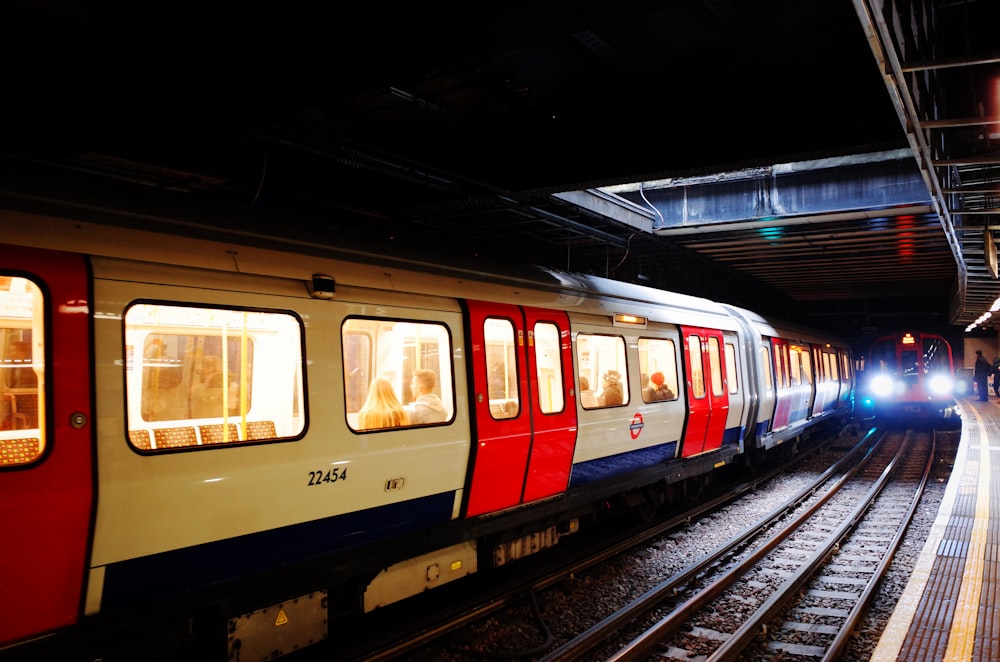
[820,430,936,662]
[604,430,892,662]
[537,427,882,662]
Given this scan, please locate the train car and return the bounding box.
[723,305,856,454]
[861,331,960,426]
[0,212,855,661]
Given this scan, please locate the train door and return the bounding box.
[721,334,747,448]
[812,345,837,416]
[771,337,793,430]
[0,245,93,647]
[679,327,729,457]
[464,301,577,516]
[838,349,854,410]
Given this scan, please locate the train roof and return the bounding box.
[3,211,747,329]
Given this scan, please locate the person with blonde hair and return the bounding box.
[357,377,411,430]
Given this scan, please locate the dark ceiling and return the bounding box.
[2,0,998,350]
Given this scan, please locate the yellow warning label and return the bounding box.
[274,609,288,627]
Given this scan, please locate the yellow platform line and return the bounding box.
[942,404,990,661]
[869,402,979,661]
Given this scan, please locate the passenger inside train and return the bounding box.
[408,369,447,424]
[598,370,624,406]
[357,377,411,430]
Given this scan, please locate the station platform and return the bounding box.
[871,397,999,662]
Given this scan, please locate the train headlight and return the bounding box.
[870,375,894,397]
[928,375,953,396]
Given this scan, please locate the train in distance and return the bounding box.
[856,331,961,428]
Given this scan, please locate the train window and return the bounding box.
[576,333,628,408]
[789,345,811,386]
[759,346,772,391]
[869,338,897,374]
[708,337,724,397]
[775,344,789,389]
[901,349,919,378]
[533,322,564,414]
[343,317,454,431]
[485,317,519,420]
[924,337,950,374]
[688,336,706,399]
[800,348,813,385]
[0,276,45,467]
[124,303,304,450]
[638,337,678,402]
[724,342,738,394]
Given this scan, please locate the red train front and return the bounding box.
[861,331,960,427]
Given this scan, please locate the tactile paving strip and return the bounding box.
[871,400,1000,661]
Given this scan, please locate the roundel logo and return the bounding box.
[629,412,644,439]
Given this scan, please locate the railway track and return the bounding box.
[537,427,935,662]
[331,425,873,661]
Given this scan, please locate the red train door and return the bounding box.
[521,307,576,502]
[464,301,577,516]
[0,244,93,646]
[680,327,729,457]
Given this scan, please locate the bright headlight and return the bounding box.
[928,375,953,396]
[870,375,894,396]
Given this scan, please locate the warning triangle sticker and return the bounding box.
[275,609,288,627]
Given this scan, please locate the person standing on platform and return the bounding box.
[973,349,991,401]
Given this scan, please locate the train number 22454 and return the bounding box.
[307,467,348,486]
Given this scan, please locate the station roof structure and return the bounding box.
[1,0,998,346]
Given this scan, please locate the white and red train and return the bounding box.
[0,212,855,660]
[860,331,960,426]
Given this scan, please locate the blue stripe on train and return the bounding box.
[722,425,742,446]
[568,441,678,487]
[100,491,456,611]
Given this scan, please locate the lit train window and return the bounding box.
[123,303,304,450]
[688,336,706,398]
[788,345,811,386]
[638,337,678,402]
[759,346,772,391]
[533,322,564,414]
[576,333,628,408]
[724,342,738,394]
[708,337,724,397]
[485,317,519,420]
[343,317,454,431]
[0,276,44,467]
[797,347,812,385]
[775,344,789,389]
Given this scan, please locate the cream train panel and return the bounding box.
[569,321,686,465]
[89,274,471,566]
